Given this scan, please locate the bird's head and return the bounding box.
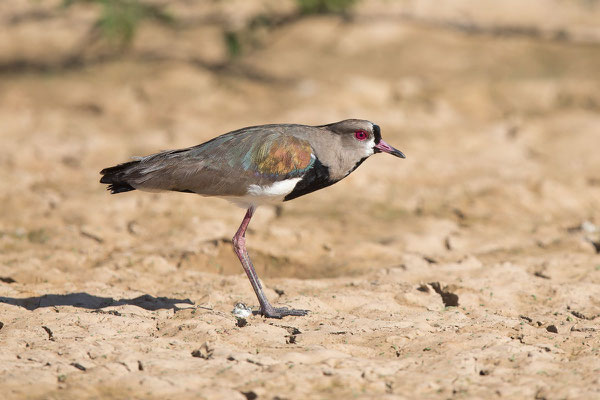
[320,119,405,160]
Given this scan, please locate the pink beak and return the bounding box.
[374,139,405,158]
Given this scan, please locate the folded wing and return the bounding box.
[100,127,315,197]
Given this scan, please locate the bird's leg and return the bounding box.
[232,206,308,319]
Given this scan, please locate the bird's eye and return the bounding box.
[354,130,368,141]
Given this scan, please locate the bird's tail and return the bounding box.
[99,160,140,194]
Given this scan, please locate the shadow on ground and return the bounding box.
[0,293,193,311]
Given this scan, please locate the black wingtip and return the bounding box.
[106,182,136,194]
[99,160,140,194]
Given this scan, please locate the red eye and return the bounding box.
[354,130,368,141]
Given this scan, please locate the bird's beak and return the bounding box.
[374,139,406,159]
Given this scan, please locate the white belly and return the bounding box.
[222,178,302,208]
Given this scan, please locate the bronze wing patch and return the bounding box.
[244,135,314,177]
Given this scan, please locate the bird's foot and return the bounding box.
[259,306,309,319]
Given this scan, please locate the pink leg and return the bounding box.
[232,207,308,319]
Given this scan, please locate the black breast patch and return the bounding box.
[283,159,335,201]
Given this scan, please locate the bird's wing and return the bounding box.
[243,134,315,177]
[122,128,315,197]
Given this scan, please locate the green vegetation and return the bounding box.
[224,31,242,59]
[62,0,173,46]
[296,0,359,14]
[61,0,359,54]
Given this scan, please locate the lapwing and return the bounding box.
[100,119,405,318]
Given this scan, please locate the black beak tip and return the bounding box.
[393,150,406,159]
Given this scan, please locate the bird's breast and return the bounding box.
[222,177,304,208]
[247,178,303,198]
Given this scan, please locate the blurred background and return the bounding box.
[1,0,599,280]
[1,1,600,398]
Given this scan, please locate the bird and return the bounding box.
[100,119,405,318]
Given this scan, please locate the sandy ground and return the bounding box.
[1,1,600,399]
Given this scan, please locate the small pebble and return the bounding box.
[581,221,598,233]
[191,342,213,359]
[232,302,252,318]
